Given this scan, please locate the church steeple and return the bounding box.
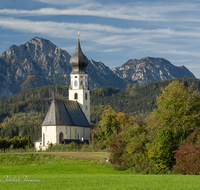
[69,33,90,123]
[69,33,88,74]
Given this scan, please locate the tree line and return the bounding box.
[1,78,200,144]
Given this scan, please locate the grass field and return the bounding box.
[0,153,200,190]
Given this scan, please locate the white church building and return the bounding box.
[36,35,91,150]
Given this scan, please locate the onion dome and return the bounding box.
[70,35,88,74]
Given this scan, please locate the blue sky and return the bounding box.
[0,0,200,78]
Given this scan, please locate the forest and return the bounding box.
[0,78,200,143]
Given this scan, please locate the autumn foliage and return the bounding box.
[173,141,200,175]
[97,81,200,174]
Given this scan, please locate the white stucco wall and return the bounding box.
[42,125,90,149]
[35,141,42,151]
[69,73,90,123]
[42,126,56,149]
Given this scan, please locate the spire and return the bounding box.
[69,33,88,74]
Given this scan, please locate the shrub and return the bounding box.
[173,128,200,175]
[109,119,151,173]
[173,141,200,175]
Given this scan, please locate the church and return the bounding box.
[36,35,91,150]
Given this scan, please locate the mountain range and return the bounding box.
[0,37,195,98]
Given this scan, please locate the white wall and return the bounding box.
[42,125,91,149]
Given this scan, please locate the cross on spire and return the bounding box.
[78,31,80,39]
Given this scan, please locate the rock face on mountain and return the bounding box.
[0,37,195,98]
[0,37,125,97]
[112,57,195,86]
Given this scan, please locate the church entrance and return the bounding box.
[59,132,64,143]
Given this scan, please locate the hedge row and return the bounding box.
[0,136,29,152]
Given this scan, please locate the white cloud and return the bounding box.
[0,17,199,63]
[34,0,93,5]
[0,17,199,47]
[1,2,200,22]
[156,50,200,57]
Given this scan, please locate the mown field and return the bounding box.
[0,153,200,190]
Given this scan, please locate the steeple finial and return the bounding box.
[69,32,88,74]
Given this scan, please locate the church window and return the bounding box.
[85,105,88,110]
[74,80,77,86]
[65,126,67,134]
[43,133,45,147]
[74,93,78,99]
[85,93,87,100]
[75,76,78,78]
[80,80,83,86]
[59,132,64,144]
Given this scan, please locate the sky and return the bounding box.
[0,0,200,78]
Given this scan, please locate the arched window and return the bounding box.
[74,93,78,100]
[74,80,77,86]
[80,80,83,86]
[59,132,63,144]
[85,93,87,100]
[43,133,45,147]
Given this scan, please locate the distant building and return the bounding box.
[35,137,42,151]
[35,35,91,150]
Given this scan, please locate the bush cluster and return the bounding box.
[46,142,104,152]
[0,136,29,152]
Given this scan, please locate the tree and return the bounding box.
[96,108,131,147]
[133,83,139,89]
[173,141,200,174]
[109,119,150,173]
[96,108,118,146]
[147,81,200,172]
[116,112,131,127]
[173,128,200,174]
[127,84,132,90]
[28,135,31,148]
[0,138,10,152]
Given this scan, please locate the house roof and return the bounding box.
[42,98,90,127]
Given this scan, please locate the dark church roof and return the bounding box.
[42,98,90,127]
[69,38,88,74]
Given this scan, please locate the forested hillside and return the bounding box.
[0,78,200,142]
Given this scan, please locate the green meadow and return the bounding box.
[0,153,200,190]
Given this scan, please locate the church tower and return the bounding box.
[69,34,90,123]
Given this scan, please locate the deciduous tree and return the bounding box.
[147,81,200,172]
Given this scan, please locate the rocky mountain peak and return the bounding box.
[112,57,195,86]
[0,37,195,98]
